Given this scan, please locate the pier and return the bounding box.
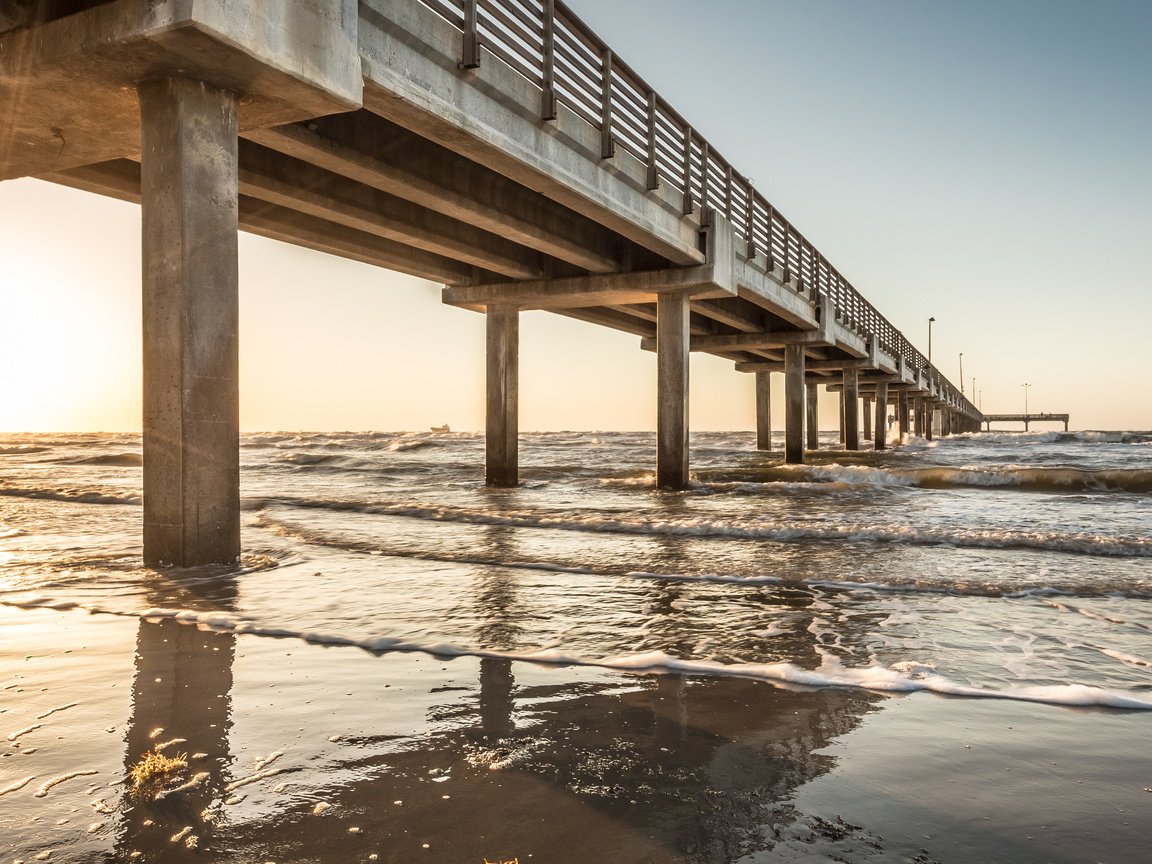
[983,413,1070,432]
[1,0,981,565]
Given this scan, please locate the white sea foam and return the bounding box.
[6,597,1151,712]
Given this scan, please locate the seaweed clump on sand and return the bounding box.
[128,750,188,798]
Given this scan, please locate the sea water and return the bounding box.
[2,429,1151,861]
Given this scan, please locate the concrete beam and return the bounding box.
[245,114,622,273]
[139,77,239,566]
[785,344,805,464]
[50,159,477,285]
[236,140,545,280]
[485,305,518,487]
[1,0,362,180]
[444,265,722,311]
[656,292,690,490]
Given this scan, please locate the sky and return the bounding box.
[1,0,1149,432]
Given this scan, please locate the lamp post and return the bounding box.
[1022,382,1031,416]
[928,317,935,365]
[959,353,964,394]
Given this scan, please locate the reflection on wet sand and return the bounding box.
[115,577,237,861]
[110,563,880,863]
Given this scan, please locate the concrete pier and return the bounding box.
[806,382,819,451]
[486,305,519,487]
[873,381,889,450]
[0,0,988,564]
[785,345,806,464]
[657,292,691,489]
[843,368,860,451]
[140,77,240,567]
[755,371,772,450]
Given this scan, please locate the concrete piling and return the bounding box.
[755,370,771,451]
[785,344,805,464]
[140,77,240,567]
[873,381,889,450]
[842,368,860,450]
[486,304,519,487]
[656,292,690,489]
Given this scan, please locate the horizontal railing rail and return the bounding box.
[415,0,980,417]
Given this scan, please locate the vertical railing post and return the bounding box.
[699,140,710,210]
[765,204,775,271]
[645,91,659,190]
[461,0,481,69]
[540,0,557,120]
[744,177,755,258]
[599,48,614,158]
[681,126,694,215]
[724,163,733,222]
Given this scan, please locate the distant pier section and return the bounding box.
[983,413,1070,432]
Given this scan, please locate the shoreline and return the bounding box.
[4,604,1150,863]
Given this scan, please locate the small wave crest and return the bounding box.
[697,463,1152,494]
[65,453,143,467]
[6,597,1150,711]
[265,496,1152,559]
[0,484,140,506]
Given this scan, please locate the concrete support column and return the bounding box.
[874,381,889,450]
[755,371,771,451]
[914,396,924,438]
[838,390,846,445]
[806,382,819,451]
[784,344,805,464]
[140,77,239,567]
[898,390,910,443]
[843,368,860,451]
[486,304,519,487]
[656,292,690,489]
[863,396,873,441]
[926,403,935,441]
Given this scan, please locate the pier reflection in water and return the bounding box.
[106,563,879,864]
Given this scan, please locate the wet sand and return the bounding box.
[3,603,1150,864]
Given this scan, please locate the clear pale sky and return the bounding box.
[1,0,1149,432]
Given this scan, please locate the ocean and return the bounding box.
[2,429,1151,862]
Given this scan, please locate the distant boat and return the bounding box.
[429,424,450,433]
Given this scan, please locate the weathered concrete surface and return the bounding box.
[0,0,362,179]
[863,396,873,441]
[486,305,519,487]
[140,76,239,566]
[873,381,889,451]
[356,0,702,267]
[785,344,805,465]
[843,368,859,451]
[657,292,691,490]
[755,371,771,450]
[805,382,819,451]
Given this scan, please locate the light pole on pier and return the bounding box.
[928,317,936,365]
[1022,382,1031,416]
[959,353,964,394]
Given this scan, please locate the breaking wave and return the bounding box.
[4,597,1150,711]
[258,496,1152,559]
